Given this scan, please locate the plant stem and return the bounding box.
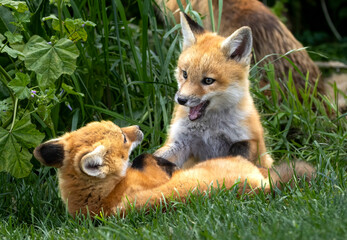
[57,0,64,38]
[0,65,12,84]
[9,98,18,133]
[0,65,15,102]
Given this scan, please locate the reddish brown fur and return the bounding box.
[156,28,273,168]
[156,0,323,96]
[34,121,315,217]
[34,121,172,216]
[118,157,315,212]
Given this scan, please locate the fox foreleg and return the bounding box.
[154,141,190,167]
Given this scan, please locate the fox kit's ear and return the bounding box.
[180,12,204,50]
[80,145,107,178]
[221,26,253,65]
[34,139,64,168]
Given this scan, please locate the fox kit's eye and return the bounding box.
[122,133,127,143]
[202,78,215,85]
[182,70,188,79]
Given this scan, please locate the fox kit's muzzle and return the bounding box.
[175,92,210,121]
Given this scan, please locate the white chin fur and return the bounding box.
[203,85,245,112]
[129,131,144,154]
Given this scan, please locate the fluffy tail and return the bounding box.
[269,161,315,189]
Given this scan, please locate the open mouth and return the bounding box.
[189,101,210,121]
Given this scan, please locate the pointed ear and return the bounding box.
[80,145,107,178]
[180,12,205,50]
[221,26,253,64]
[34,139,64,168]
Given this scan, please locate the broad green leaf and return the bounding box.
[43,16,96,42]
[8,72,30,99]
[0,33,5,42]
[0,44,24,58]
[42,15,60,34]
[0,131,32,178]
[11,115,45,148]
[13,10,30,25]
[0,116,44,178]
[0,6,16,33]
[4,31,23,44]
[0,0,28,12]
[24,35,79,88]
[0,33,24,58]
[64,18,88,41]
[36,73,46,89]
[51,18,60,32]
[42,14,58,22]
[9,42,25,60]
[8,11,30,32]
[62,83,84,97]
[0,98,12,113]
[0,110,11,125]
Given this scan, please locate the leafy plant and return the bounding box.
[0,0,95,177]
[0,0,180,178]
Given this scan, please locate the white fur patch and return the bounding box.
[180,13,196,50]
[119,161,129,178]
[45,137,62,143]
[221,27,252,65]
[129,131,144,154]
[163,85,252,167]
[81,145,106,178]
[203,84,245,112]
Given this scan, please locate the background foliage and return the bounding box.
[0,0,346,239]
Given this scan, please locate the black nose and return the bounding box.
[177,97,188,105]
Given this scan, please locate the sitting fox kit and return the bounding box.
[34,121,314,217]
[155,0,323,96]
[155,13,273,168]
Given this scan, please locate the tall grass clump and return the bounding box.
[0,0,346,239]
[0,0,180,178]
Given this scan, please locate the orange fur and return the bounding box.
[154,16,273,168]
[119,157,315,212]
[155,0,323,96]
[34,121,172,216]
[34,121,314,217]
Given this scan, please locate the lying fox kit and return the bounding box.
[155,13,273,168]
[34,121,178,216]
[120,156,314,211]
[34,121,314,217]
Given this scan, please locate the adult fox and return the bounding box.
[34,121,314,217]
[155,0,324,96]
[154,13,273,168]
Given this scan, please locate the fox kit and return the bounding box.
[155,13,273,168]
[120,156,314,211]
[34,121,314,217]
[34,121,178,216]
[155,0,323,97]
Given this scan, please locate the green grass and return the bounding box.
[1,0,347,239]
[1,160,347,239]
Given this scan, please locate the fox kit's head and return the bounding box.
[176,13,253,121]
[34,121,143,180]
[34,121,179,217]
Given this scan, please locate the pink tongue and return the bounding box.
[189,102,205,121]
